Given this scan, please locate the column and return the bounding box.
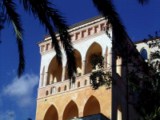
[43,72,48,87]
[104,53,108,68]
[117,57,122,76]
[61,67,66,81]
[82,60,86,75]
[39,74,43,88]
[108,48,112,69]
[50,74,53,84]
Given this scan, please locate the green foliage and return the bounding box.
[90,70,112,89]
[1,0,76,78]
[90,54,104,69]
[150,51,160,60]
[89,54,112,89]
[128,38,160,120]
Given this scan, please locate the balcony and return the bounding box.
[70,113,110,120]
[38,74,92,99]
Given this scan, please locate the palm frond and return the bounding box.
[138,0,149,5]
[0,3,6,30]
[92,0,129,53]
[21,0,62,62]
[4,0,25,77]
[21,0,76,79]
[46,4,77,79]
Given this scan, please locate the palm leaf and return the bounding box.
[3,0,25,77]
[21,0,62,61]
[21,0,76,79]
[46,4,77,79]
[138,0,149,5]
[92,0,129,54]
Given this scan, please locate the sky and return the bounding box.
[0,0,160,119]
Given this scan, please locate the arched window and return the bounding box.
[48,56,62,84]
[84,80,87,86]
[63,101,78,120]
[58,87,61,92]
[50,87,56,94]
[77,82,80,88]
[85,42,102,74]
[140,48,148,60]
[46,91,49,96]
[44,105,58,120]
[64,85,67,91]
[83,96,100,116]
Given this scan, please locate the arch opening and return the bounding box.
[83,96,100,117]
[44,105,58,120]
[140,48,148,60]
[65,49,82,80]
[63,101,79,120]
[85,42,102,74]
[48,56,62,84]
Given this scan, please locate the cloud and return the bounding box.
[0,110,15,120]
[3,74,39,107]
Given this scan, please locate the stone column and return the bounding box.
[116,57,122,76]
[43,72,48,87]
[81,60,86,75]
[61,67,66,81]
[108,50,112,68]
[39,74,43,88]
[104,53,108,68]
[49,74,53,84]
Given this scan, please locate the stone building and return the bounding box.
[35,16,157,120]
[136,38,160,71]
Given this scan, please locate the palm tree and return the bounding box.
[138,0,149,4]
[0,0,149,78]
[1,0,76,78]
[91,0,149,120]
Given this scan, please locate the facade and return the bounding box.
[136,38,160,71]
[36,16,113,120]
[36,16,158,120]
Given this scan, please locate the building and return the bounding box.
[36,16,158,120]
[136,38,160,71]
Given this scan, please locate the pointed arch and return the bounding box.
[140,48,148,60]
[85,42,102,74]
[48,56,62,84]
[63,100,79,120]
[44,105,58,120]
[65,49,82,80]
[83,96,100,116]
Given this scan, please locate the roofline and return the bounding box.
[134,37,160,44]
[69,15,104,29]
[38,15,105,44]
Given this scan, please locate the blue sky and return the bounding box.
[0,0,160,119]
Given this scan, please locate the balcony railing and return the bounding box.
[38,73,92,98]
[38,67,112,99]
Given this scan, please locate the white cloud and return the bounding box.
[3,74,39,107]
[0,110,15,120]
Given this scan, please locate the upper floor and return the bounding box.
[136,38,160,60]
[37,16,115,99]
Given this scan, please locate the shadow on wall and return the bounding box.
[70,113,110,120]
